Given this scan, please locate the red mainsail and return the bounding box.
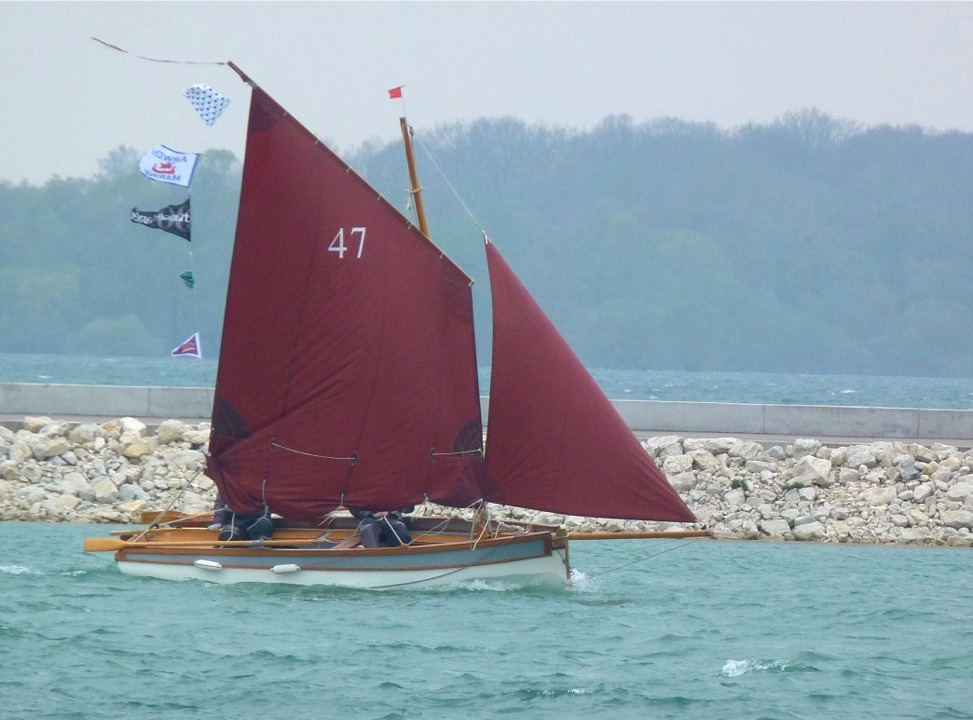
[482,240,696,523]
[206,65,484,519]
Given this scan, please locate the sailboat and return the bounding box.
[83,63,703,589]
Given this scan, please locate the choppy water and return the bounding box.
[2,522,971,719]
[3,352,973,409]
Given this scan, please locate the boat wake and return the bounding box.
[443,578,525,592]
[438,575,570,593]
[0,565,36,575]
[567,568,597,591]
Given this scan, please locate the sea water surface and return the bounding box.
[1,522,971,719]
[3,358,973,717]
[3,352,973,409]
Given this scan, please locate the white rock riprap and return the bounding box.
[1,418,971,547]
[1,417,216,524]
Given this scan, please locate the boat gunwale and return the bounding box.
[111,527,558,560]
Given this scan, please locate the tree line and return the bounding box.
[1,109,970,377]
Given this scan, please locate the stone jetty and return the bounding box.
[1,416,971,547]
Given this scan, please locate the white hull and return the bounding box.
[117,552,568,590]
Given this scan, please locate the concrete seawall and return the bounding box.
[3,382,971,446]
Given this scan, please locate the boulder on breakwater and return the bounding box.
[1,417,971,547]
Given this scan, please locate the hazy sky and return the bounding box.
[4,1,973,185]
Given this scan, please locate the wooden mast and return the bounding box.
[399,116,430,238]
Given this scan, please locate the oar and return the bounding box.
[566,529,714,541]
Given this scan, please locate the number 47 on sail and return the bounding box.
[329,226,366,259]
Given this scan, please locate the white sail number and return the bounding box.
[329,227,366,259]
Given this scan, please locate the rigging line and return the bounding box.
[92,37,227,66]
[586,537,709,579]
[408,503,490,543]
[182,193,215,420]
[368,539,533,589]
[270,440,356,462]
[179,190,214,411]
[409,517,453,542]
[411,134,482,231]
[151,511,214,529]
[381,515,408,546]
[132,469,203,542]
[430,448,482,458]
[407,504,472,542]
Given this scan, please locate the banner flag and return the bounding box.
[185,84,231,126]
[180,271,195,289]
[130,199,191,241]
[171,332,202,358]
[139,145,199,187]
[388,86,404,99]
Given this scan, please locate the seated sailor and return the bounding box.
[350,507,414,547]
[208,493,231,531]
[214,498,275,542]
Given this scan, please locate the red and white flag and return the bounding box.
[171,332,202,358]
[139,145,199,187]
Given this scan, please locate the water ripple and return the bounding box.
[3,523,973,720]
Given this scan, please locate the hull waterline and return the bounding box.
[116,552,568,590]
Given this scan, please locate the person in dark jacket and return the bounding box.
[208,493,232,531]
[350,507,413,547]
[210,494,275,542]
[218,509,274,542]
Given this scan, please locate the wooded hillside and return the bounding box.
[2,109,970,376]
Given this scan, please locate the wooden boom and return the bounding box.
[566,529,714,541]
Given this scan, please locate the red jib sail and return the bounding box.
[206,64,484,519]
[482,240,696,523]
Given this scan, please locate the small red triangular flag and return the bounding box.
[171,332,202,358]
